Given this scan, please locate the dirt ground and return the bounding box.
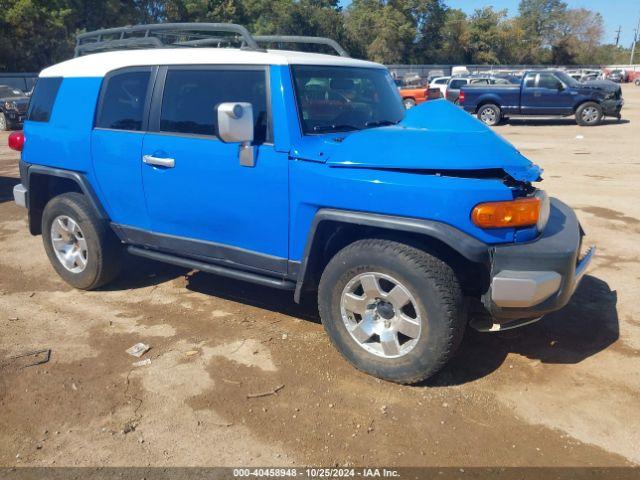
[1,85,639,469]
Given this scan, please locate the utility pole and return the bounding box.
[615,26,621,46]
[631,14,640,65]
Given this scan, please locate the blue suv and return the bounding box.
[11,24,594,384]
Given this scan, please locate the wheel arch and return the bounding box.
[573,98,601,112]
[24,164,108,235]
[475,96,502,113]
[293,209,490,303]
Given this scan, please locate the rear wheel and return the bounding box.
[42,192,122,290]
[477,104,501,126]
[318,239,466,384]
[576,102,603,126]
[403,98,416,109]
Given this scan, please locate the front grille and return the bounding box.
[16,103,28,114]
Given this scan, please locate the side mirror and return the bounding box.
[557,83,565,91]
[216,102,255,167]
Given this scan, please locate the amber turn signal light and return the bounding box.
[471,197,540,229]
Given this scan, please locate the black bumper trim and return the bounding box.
[484,198,588,322]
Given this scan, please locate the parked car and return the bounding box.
[607,69,627,83]
[428,76,450,96]
[399,85,442,108]
[11,24,594,384]
[0,73,38,95]
[445,76,512,104]
[0,85,30,130]
[460,70,623,126]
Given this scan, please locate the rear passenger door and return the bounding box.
[139,66,289,275]
[92,67,155,229]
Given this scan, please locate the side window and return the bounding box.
[96,70,151,131]
[523,74,536,88]
[538,73,562,90]
[449,79,467,89]
[470,79,488,85]
[159,68,269,143]
[27,77,62,122]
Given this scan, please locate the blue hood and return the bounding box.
[291,100,542,183]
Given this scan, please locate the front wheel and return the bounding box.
[403,98,416,109]
[576,102,603,126]
[0,112,8,131]
[477,104,501,126]
[318,239,466,384]
[42,192,123,290]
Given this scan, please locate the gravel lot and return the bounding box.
[1,85,639,468]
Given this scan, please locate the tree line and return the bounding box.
[0,0,633,71]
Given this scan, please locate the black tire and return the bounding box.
[318,239,466,384]
[42,192,122,290]
[0,112,8,131]
[477,104,501,126]
[403,98,416,109]
[635,78,640,86]
[575,102,603,126]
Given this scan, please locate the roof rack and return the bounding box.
[74,23,262,57]
[74,23,350,58]
[254,35,349,57]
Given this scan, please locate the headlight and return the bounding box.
[535,190,550,232]
[4,101,18,111]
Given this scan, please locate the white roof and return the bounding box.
[40,48,384,78]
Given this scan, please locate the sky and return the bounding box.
[439,0,639,47]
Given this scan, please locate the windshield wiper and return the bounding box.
[313,124,361,133]
[364,120,398,128]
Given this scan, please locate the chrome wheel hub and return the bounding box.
[340,272,422,358]
[582,107,598,123]
[50,215,88,273]
[480,108,496,124]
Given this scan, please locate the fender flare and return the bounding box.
[293,208,490,302]
[22,162,109,234]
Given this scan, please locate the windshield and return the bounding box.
[291,65,404,134]
[554,71,580,88]
[0,86,25,97]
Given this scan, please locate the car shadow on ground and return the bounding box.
[0,176,19,203]
[427,274,619,386]
[498,118,629,127]
[105,256,619,386]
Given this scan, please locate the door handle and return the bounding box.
[143,155,175,168]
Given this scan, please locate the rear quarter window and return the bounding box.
[95,69,152,131]
[27,77,63,122]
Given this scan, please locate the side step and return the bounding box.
[127,246,295,291]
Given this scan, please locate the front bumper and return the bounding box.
[483,198,594,324]
[4,110,26,126]
[601,98,623,117]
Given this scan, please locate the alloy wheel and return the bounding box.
[340,272,422,358]
[50,215,89,273]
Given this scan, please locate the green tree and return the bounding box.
[466,7,506,64]
[344,0,414,63]
[517,0,567,62]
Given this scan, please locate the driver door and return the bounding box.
[139,66,289,275]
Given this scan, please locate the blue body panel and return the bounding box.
[24,66,547,272]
